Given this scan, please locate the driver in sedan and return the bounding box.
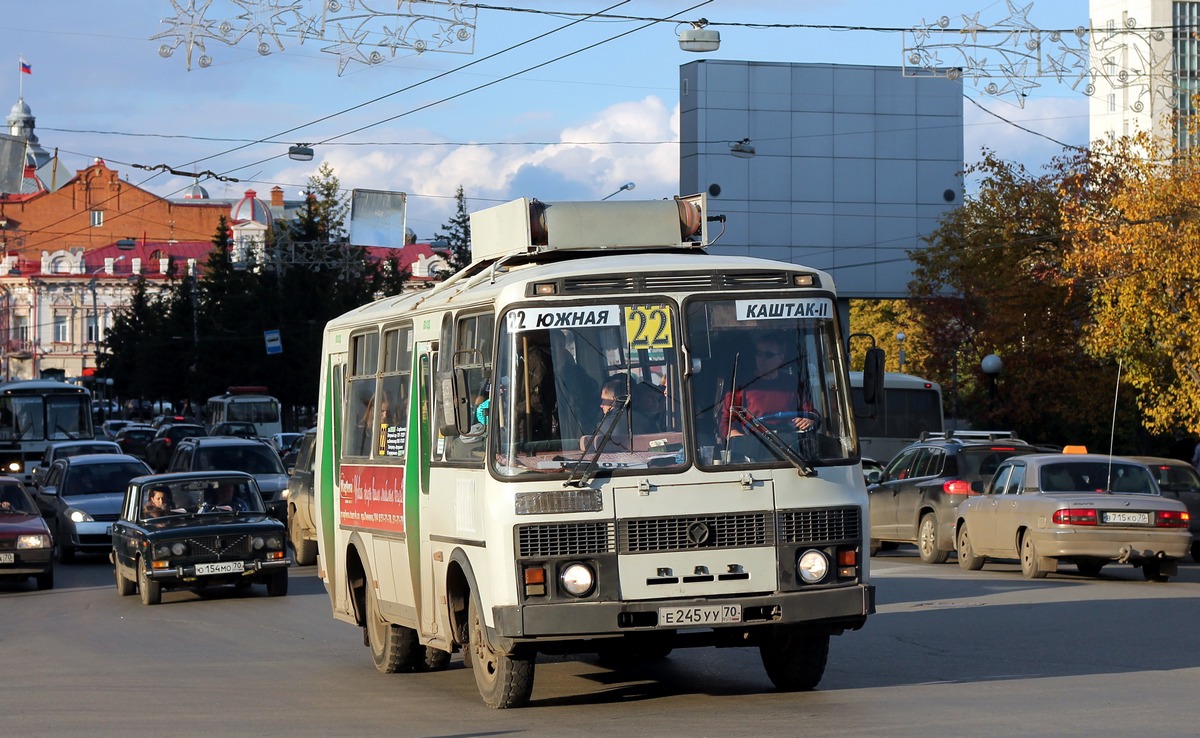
[717,332,817,442]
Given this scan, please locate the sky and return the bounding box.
[0,0,1092,240]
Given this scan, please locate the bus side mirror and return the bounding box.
[862,347,885,405]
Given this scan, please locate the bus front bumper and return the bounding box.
[493,583,874,641]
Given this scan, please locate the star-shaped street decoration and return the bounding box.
[322,21,373,76]
[960,11,986,44]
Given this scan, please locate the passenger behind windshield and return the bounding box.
[201,481,250,512]
[142,484,176,518]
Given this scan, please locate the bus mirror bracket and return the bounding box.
[441,370,473,436]
[862,347,885,406]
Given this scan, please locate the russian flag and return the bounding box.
[19,58,31,75]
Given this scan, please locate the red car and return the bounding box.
[0,478,54,590]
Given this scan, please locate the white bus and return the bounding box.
[849,371,944,464]
[0,380,95,485]
[205,387,283,438]
[314,194,882,708]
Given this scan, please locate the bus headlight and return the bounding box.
[559,562,596,597]
[6,461,21,473]
[796,549,829,584]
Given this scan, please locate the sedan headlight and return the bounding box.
[252,536,265,550]
[559,562,596,597]
[796,549,829,584]
[17,534,51,549]
[266,535,283,550]
[171,542,188,556]
[67,508,94,523]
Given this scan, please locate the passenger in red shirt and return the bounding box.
[717,333,816,441]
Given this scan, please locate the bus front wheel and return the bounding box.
[468,596,535,708]
[759,628,829,692]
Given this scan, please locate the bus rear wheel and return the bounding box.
[365,583,422,673]
[759,627,829,692]
[468,596,535,708]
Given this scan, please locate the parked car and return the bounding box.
[868,432,1040,562]
[114,424,157,460]
[144,424,207,472]
[862,457,884,485]
[0,478,54,590]
[1129,456,1200,561]
[285,430,317,565]
[111,471,290,605]
[99,419,132,439]
[34,454,153,563]
[280,431,310,472]
[956,452,1192,581]
[30,440,123,488]
[164,437,289,520]
[209,421,260,438]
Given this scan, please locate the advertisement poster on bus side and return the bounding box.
[339,464,405,534]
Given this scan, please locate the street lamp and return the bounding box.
[601,182,636,200]
[896,331,906,372]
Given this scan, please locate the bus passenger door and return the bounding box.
[416,343,441,638]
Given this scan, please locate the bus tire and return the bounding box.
[917,513,950,564]
[423,646,452,672]
[759,628,829,692]
[468,596,535,708]
[365,583,421,673]
[290,515,318,566]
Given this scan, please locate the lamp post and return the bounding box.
[87,256,125,376]
[895,331,906,372]
[601,182,636,200]
[981,353,1002,400]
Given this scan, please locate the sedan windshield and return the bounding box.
[0,484,37,514]
[64,462,150,495]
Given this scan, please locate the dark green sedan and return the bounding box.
[110,471,291,605]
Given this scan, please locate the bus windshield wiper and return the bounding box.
[563,395,629,488]
[730,405,816,477]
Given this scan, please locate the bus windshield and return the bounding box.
[0,394,92,441]
[491,303,686,477]
[686,296,855,468]
[225,400,280,425]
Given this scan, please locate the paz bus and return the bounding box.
[313,194,882,708]
[205,387,283,438]
[0,380,94,485]
[849,372,945,464]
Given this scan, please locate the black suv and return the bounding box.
[164,436,289,520]
[867,431,1039,563]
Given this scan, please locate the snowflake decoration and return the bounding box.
[153,0,476,74]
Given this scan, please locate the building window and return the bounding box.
[53,313,69,344]
[90,210,103,227]
[13,315,28,342]
[86,314,99,344]
[1108,93,1116,112]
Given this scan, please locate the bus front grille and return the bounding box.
[619,513,773,553]
[776,507,861,544]
[516,521,615,558]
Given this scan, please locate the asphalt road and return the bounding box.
[3,550,1198,737]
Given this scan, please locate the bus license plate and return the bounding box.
[658,604,741,626]
[195,561,245,576]
[1102,511,1149,525]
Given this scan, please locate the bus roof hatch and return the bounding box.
[469,194,708,263]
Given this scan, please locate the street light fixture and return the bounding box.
[729,138,756,159]
[678,19,720,52]
[601,182,636,200]
[288,144,314,161]
[981,353,1003,400]
[896,331,906,372]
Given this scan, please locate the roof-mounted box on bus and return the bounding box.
[469,193,709,264]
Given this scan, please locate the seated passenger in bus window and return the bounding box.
[716,332,817,442]
[580,378,660,452]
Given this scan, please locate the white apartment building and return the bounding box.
[1089,0,1200,147]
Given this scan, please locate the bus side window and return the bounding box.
[444,312,493,464]
[343,330,379,458]
[377,325,412,459]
